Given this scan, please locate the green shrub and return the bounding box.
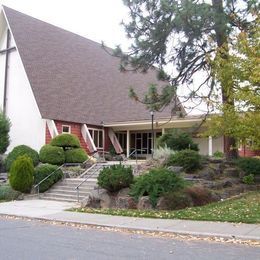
[242,174,255,185]
[157,130,199,151]
[50,134,80,149]
[129,168,187,207]
[167,149,202,173]
[236,157,260,176]
[184,186,215,206]
[161,191,192,210]
[34,164,63,192]
[9,155,34,193]
[98,164,134,192]
[0,111,11,154]
[65,148,88,163]
[5,145,39,171]
[213,151,224,158]
[39,145,65,165]
[0,184,21,201]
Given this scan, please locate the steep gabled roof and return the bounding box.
[2,6,179,125]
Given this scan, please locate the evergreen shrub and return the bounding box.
[129,168,186,207]
[0,111,11,154]
[98,164,133,192]
[167,149,202,173]
[236,157,260,176]
[0,184,21,201]
[9,155,34,193]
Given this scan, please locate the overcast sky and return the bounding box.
[0,0,130,49]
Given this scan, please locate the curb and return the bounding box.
[1,213,259,243]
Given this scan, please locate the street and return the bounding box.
[0,218,259,260]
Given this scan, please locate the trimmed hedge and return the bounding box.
[129,168,187,207]
[9,155,34,193]
[50,134,80,149]
[167,149,202,173]
[65,148,88,163]
[34,164,63,193]
[5,145,39,171]
[39,144,65,165]
[98,164,133,192]
[236,157,260,176]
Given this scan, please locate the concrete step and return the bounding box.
[42,193,88,200]
[46,189,92,195]
[40,196,80,202]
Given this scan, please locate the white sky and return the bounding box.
[0,0,130,50]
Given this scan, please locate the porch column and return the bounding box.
[162,128,165,135]
[126,130,130,158]
[208,136,213,156]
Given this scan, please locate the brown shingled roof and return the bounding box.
[3,6,179,125]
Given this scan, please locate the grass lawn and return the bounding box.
[71,191,260,224]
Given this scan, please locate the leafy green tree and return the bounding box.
[206,17,260,149]
[0,110,11,154]
[112,0,258,158]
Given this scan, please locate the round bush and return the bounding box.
[50,134,80,149]
[65,148,88,163]
[167,149,202,173]
[34,164,63,193]
[5,145,39,171]
[39,145,65,165]
[9,155,34,193]
[129,168,187,207]
[98,164,134,192]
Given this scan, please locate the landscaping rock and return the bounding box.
[100,191,116,208]
[81,189,102,208]
[167,166,184,174]
[137,196,153,210]
[208,157,224,164]
[198,168,217,180]
[156,197,168,210]
[224,168,240,178]
[116,195,137,209]
[223,180,233,188]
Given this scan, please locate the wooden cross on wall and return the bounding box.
[0,29,16,115]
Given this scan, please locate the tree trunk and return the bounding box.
[212,0,238,160]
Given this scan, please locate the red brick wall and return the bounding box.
[239,147,260,157]
[45,120,112,155]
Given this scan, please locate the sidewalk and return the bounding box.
[0,199,259,241]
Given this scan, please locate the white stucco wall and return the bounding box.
[193,137,224,156]
[0,12,7,109]
[0,13,46,152]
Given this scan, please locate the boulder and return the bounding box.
[208,157,224,164]
[137,196,153,210]
[156,197,168,210]
[116,195,137,209]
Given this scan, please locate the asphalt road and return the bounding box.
[0,218,259,260]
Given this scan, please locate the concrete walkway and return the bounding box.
[0,200,259,241]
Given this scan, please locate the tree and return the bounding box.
[0,110,11,154]
[112,0,259,158]
[205,18,260,150]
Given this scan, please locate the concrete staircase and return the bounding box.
[41,163,106,202]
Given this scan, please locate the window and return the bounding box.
[88,128,103,148]
[62,125,71,133]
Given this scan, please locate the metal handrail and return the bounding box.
[127,149,147,164]
[34,164,65,198]
[75,164,104,202]
[34,158,91,198]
